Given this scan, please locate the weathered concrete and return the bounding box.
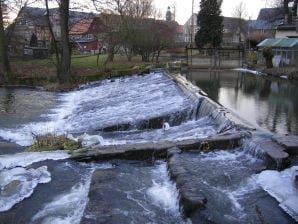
[71,132,248,162]
[171,74,259,132]
[168,153,207,219]
[245,136,290,170]
[171,74,294,170]
[81,169,138,224]
[272,135,298,155]
[74,72,298,222]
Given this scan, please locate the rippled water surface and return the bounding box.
[185,70,298,135]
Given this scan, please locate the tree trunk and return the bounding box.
[58,0,71,83]
[107,46,115,62]
[265,57,273,69]
[45,0,60,66]
[0,3,12,83]
[156,50,161,62]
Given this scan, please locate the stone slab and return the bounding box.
[71,132,247,162]
[273,135,298,155]
[167,153,207,219]
[250,137,290,170]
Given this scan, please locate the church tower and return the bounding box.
[166,6,172,21]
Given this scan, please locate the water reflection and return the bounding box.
[184,70,298,135]
[0,88,57,128]
[0,88,15,114]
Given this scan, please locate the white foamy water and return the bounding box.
[147,162,181,215]
[0,72,201,146]
[232,68,265,76]
[0,166,51,212]
[0,151,70,171]
[0,151,70,213]
[31,163,113,224]
[73,117,216,147]
[257,166,298,221]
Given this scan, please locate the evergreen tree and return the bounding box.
[195,0,223,48]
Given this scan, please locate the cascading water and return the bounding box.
[0,71,297,223]
[170,148,295,223]
[0,72,217,147]
[0,72,209,223]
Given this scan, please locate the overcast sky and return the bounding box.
[154,0,268,25]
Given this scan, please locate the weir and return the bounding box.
[1,71,298,223]
[70,72,298,223]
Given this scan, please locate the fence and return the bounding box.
[185,47,245,69]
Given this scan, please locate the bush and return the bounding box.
[26,133,80,152]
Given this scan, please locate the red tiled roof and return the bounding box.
[69,19,93,35]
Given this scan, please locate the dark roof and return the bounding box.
[68,11,98,26]
[257,8,284,21]
[248,7,286,31]
[22,7,47,27]
[249,19,283,30]
[20,7,97,27]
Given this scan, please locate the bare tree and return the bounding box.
[233,1,247,19]
[232,1,248,43]
[92,0,160,62]
[0,0,12,83]
[172,1,177,21]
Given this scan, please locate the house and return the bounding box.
[175,25,185,46]
[8,7,50,57]
[257,38,298,66]
[249,8,284,36]
[222,17,247,47]
[275,5,298,38]
[69,18,105,54]
[184,14,247,47]
[184,13,197,45]
[276,23,298,38]
[8,6,97,57]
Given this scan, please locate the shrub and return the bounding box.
[26,133,80,152]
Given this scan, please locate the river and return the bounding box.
[0,71,297,223]
[184,70,298,135]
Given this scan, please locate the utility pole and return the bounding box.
[191,0,194,46]
[189,0,194,67]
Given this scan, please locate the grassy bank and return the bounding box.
[7,54,156,91]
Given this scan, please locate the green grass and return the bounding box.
[71,54,143,69]
[10,54,161,89]
[14,54,144,70]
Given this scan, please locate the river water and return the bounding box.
[0,72,297,223]
[184,70,298,135]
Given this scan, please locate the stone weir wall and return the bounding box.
[168,73,297,170]
[71,71,298,223]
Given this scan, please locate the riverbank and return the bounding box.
[263,67,298,80]
[1,55,161,91]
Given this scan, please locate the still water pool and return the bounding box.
[184,70,298,135]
